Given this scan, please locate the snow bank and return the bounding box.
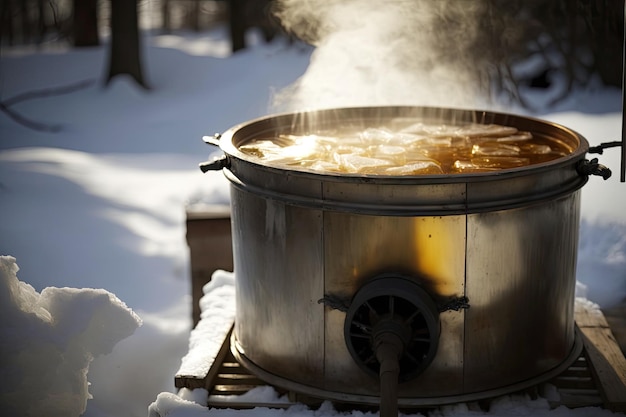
[176,270,236,378]
[0,256,141,417]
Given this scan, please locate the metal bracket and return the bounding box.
[588,141,622,155]
[438,296,470,312]
[318,294,350,312]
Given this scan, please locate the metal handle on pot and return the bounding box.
[586,141,626,181]
[203,133,222,147]
[199,133,230,172]
[577,158,612,180]
[199,155,229,172]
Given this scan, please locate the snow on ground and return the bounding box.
[0,19,625,417]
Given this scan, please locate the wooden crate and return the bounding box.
[186,205,233,327]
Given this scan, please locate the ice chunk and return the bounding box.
[400,122,461,137]
[390,132,433,146]
[334,154,393,173]
[384,160,443,175]
[253,138,322,163]
[456,123,519,137]
[471,156,530,169]
[495,131,534,142]
[369,145,406,164]
[360,127,396,143]
[520,143,552,154]
[359,128,428,147]
[452,160,500,173]
[412,136,453,147]
[239,140,283,158]
[334,145,367,156]
[452,156,530,172]
[472,143,521,156]
[374,145,406,156]
[309,160,343,173]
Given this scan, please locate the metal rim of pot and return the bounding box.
[201,106,615,217]
[203,105,593,181]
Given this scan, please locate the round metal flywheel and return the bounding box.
[343,274,440,382]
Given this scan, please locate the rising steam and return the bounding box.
[271,0,523,112]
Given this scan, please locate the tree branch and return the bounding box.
[0,102,61,132]
[0,78,95,133]
[3,78,95,107]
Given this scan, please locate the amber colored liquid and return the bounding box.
[239,123,571,175]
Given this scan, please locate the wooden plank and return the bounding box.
[550,390,603,409]
[575,301,610,328]
[202,326,235,390]
[213,373,265,386]
[558,367,592,378]
[219,362,250,374]
[579,327,626,412]
[175,325,234,389]
[550,375,595,390]
[174,374,207,390]
[212,384,263,395]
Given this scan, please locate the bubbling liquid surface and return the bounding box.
[238,122,571,175]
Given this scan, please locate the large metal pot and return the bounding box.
[201,106,608,406]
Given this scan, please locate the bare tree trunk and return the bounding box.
[192,0,201,31]
[73,0,99,46]
[0,0,15,45]
[228,0,279,53]
[229,0,246,52]
[105,0,148,89]
[19,0,30,43]
[161,0,171,33]
[36,0,46,44]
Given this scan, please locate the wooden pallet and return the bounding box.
[175,301,626,412]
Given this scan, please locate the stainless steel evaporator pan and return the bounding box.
[200,106,615,407]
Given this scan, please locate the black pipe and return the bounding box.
[374,332,404,417]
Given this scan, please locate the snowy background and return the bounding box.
[1,7,625,417]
